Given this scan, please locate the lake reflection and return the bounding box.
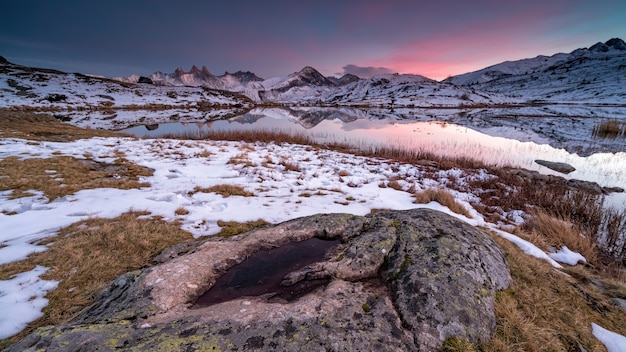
[123,108,626,209]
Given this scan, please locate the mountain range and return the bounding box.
[113,38,626,105]
[1,38,625,112]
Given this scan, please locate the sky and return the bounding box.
[1,0,625,81]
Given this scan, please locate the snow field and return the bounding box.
[0,135,619,346]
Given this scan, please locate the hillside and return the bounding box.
[0,57,254,112]
[447,38,626,104]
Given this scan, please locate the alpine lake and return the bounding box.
[121,107,626,211]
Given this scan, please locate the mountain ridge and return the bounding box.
[2,37,625,107]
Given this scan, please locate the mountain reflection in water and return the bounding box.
[123,107,626,209]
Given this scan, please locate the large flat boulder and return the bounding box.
[8,209,511,352]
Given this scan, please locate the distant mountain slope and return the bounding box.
[247,69,517,106]
[0,58,254,112]
[116,66,360,102]
[315,73,517,107]
[447,38,626,104]
[130,65,265,92]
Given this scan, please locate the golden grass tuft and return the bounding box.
[412,188,471,218]
[174,206,190,215]
[592,120,626,139]
[387,180,404,191]
[279,160,302,172]
[0,211,194,347]
[477,233,626,352]
[215,219,270,237]
[522,210,598,265]
[227,152,255,167]
[0,155,152,200]
[190,184,254,198]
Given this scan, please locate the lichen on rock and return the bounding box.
[7,208,511,352]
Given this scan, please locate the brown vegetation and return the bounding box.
[189,184,254,198]
[215,219,270,238]
[412,188,472,218]
[522,210,598,265]
[174,206,190,215]
[592,120,626,139]
[477,233,626,352]
[0,155,152,201]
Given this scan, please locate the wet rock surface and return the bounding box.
[7,209,511,352]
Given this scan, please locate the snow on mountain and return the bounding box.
[253,66,340,102]
[314,73,519,107]
[117,66,361,103]
[327,73,360,86]
[0,58,254,113]
[238,106,366,129]
[3,37,626,111]
[447,38,626,104]
[116,65,264,92]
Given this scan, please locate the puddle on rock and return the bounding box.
[193,237,340,308]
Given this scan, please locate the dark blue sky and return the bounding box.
[1,0,625,80]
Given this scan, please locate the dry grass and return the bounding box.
[387,180,404,191]
[412,188,471,218]
[466,169,626,263]
[522,210,598,265]
[227,152,255,167]
[0,211,194,348]
[215,219,270,237]
[190,184,254,198]
[160,128,318,147]
[0,109,125,141]
[592,120,626,139]
[279,160,301,172]
[476,233,626,352]
[162,128,487,171]
[174,206,190,215]
[0,155,152,201]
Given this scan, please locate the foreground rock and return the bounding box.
[8,209,511,352]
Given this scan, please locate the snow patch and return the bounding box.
[549,246,587,266]
[592,323,626,352]
[0,266,58,339]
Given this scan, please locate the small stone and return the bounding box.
[535,159,576,174]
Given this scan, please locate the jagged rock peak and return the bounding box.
[295,66,335,86]
[589,42,610,53]
[0,55,8,64]
[230,70,263,82]
[201,66,211,75]
[588,37,626,52]
[337,73,360,85]
[299,65,319,74]
[605,37,626,50]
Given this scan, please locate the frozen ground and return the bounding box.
[1,135,623,350]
